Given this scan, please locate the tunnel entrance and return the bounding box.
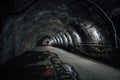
[2,0,120,69]
[1,0,120,80]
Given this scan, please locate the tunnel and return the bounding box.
[1,0,120,80]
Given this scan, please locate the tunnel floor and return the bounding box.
[1,46,120,80]
[34,46,120,80]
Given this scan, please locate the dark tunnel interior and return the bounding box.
[0,0,120,80]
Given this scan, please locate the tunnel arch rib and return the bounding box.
[69,31,81,47]
[65,32,73,47]
[61,34,68,47]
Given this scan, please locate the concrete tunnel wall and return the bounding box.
[2,0,120,63]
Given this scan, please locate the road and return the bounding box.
[33,46,120,80]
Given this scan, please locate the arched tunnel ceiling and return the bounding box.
[2,0,120,62]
